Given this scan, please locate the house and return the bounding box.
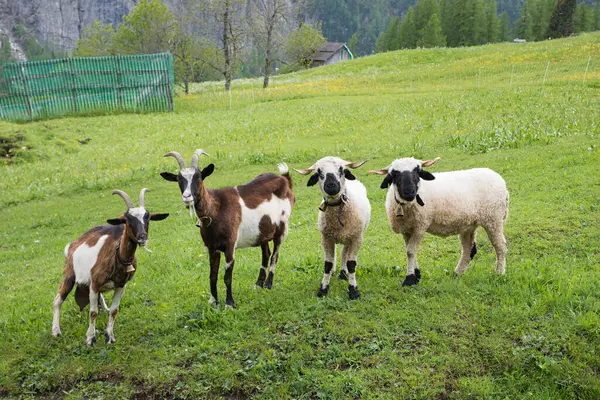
[310,42,353,68]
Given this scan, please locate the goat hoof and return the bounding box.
[254,279,265,288]
[104,332,116,344]
[415,268,421,282]
[86,335,97,346]
[402,274,419,286]
[348,285,360,300]
[317,285,329,297]
[339,270,348,280]
[264,272,274,289]
[52,327,61,337]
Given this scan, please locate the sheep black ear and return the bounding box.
[343,169,356,180]
[418,170,435,181]
[150,213,169,221]
[307,173,319,186]
[160,172,178,182]
[107,216,126,225]
[380,174,392,189]
[416,194,425,206]
[201,164,215,179]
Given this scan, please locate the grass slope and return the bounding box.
[1,33,599,399]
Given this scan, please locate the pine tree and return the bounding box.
[547,0,576,38]
[486,0,501,43]
[399,6,418,48]
[418,12,446,47]
[517,0,541,40]
[499,10,512,41]
[595,1,600,30]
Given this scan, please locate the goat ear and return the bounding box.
[307,173,319,186]
[150,213,169,221]
[107,216,126,225]
[201,164,214,179]
[418,170,435,180]
[380,174,392,189]
[160,172,178,182]
[343,169,356,180]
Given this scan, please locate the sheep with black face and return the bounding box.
[295,157,371,300]
[369,157,509,286]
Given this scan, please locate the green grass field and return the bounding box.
[1,33,600,399]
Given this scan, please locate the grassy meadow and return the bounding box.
[1,33,600,399]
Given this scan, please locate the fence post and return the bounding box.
[509,64,514,88]
[69,58,78,112]
[116,55,123,109]
[541,61,550,93]
[165,54,174,111]
[19,65,33,120]
[583,55,591,86]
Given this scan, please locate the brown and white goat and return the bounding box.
[52,189,169,345]
[160,150,294,307]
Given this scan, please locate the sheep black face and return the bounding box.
[370,157,440,206]
[295,157,367,203]
[107,189,169,246]
[160,150,213,209]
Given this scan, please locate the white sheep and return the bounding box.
[369,157,508,285]
[295,157,371,299]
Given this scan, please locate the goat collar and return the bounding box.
[319,192,348,227]
[195,200,213,228]
[110,243,135,279]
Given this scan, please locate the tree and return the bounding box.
[73,21,116,57]
[595,1,600,30]
[499,11,512,41]
[376,16,401,52]
[574,3,594,33]
[418,12,446,47]
[284,23,326,70]
[112,0,176,54]
[251,0,293,88]
[547,0,576,38]
[399,6,418,48]
[486,0,501,43]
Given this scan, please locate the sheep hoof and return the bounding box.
[86,335,97,346]
[339,270,348,280]
[348,285,360,300]
[470,242,477,259]
[317,285,329,297]
[255,279,265,288]
[225,299,236,308]
[402,274,419,286]
[52,327,61,337]
[415,268,421,282]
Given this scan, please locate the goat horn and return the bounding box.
[191,149,210,169]
[344,160,369,169]
[138,188,150,208]
[112,190,135,209]
[164,151,186,169]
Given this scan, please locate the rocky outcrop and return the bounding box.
[0,0,137,55]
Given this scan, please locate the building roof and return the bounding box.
[310,42,348,62]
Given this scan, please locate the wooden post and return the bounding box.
[69,58,78,112]
[166,54,173,111]
[116,55,123,109]
[19,65,33,120]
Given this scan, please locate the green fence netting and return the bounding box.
[0,53,174,122]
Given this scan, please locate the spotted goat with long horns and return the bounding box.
[294,157,371,300]
[52,189,169,345]
[161,150,294,307]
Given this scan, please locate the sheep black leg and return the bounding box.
[318,261,333,297]
[346,260,360,300]
[209,250,220,306]
[470,242,477,259]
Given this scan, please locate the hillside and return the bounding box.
[0,33,599,399]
